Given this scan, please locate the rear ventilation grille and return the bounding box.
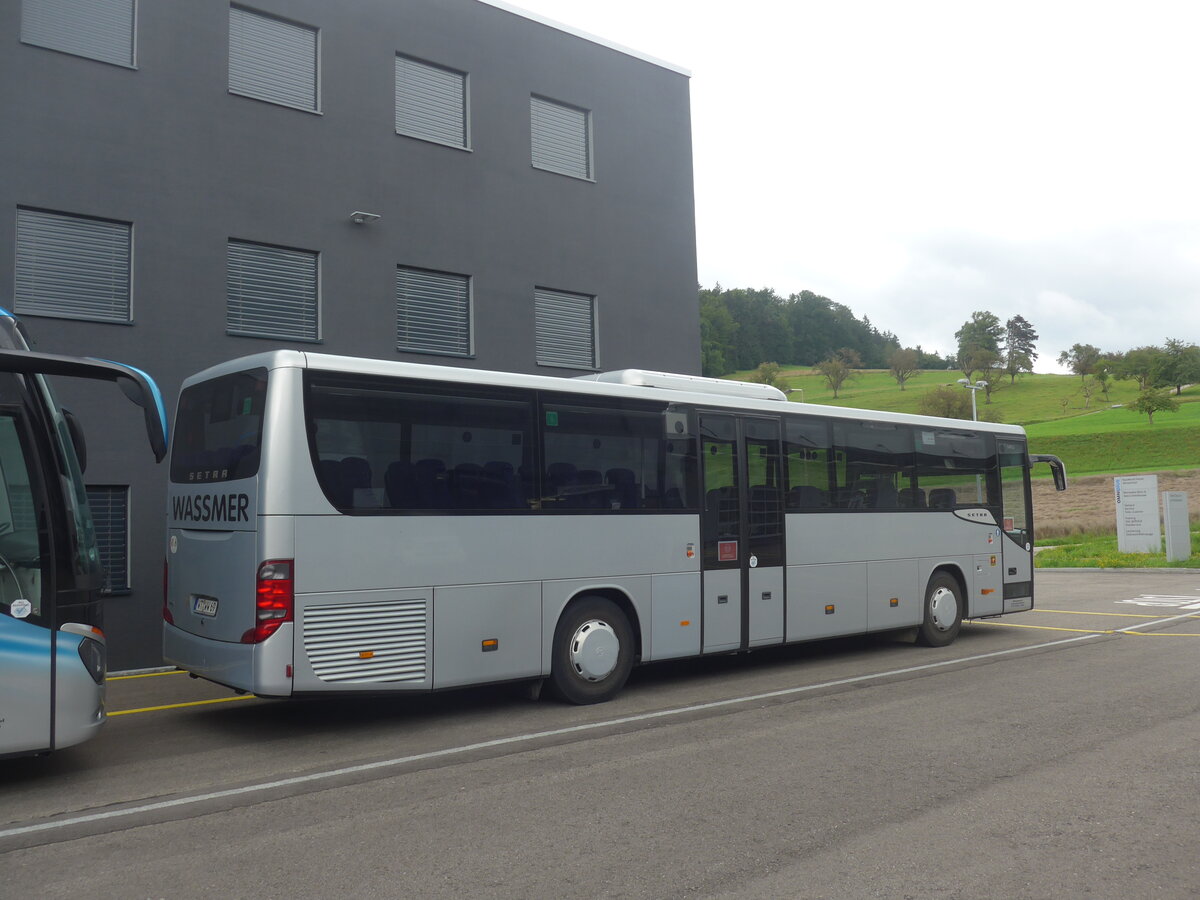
[302,597,428,683]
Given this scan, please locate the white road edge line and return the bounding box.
[0,633,1103,840]
[1116,610,1200,633]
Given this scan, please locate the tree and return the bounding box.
[1092,359,1114,400]
[959,347,999,386]
[1129,387,1180,425]
[744,361,790,393]
[955,311,1003,382]
[917,385,971,420]
[1002,315,1039,383]
[1057,343,1102,382]
[699,287,738,377]
[1080,377,1097,409]
[888,347,921,390]
[955,311,1003,355]
[1113,345,1160,390]
[1161,338,1200,395]
[977,352,1004,404]
[817,348,861,398]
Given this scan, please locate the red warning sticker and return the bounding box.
[718,541,738,562]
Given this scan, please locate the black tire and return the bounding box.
[549,596,635,705]
[916,572,962,647]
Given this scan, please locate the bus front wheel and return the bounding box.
[549,596,634,705]
[917,572,962,647]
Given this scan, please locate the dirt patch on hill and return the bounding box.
[1032,469,1200,539]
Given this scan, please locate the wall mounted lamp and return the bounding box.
[350,211,381,225]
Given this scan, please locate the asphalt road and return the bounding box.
[3,570,1200,899]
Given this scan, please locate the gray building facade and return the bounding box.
[2,0,699,668]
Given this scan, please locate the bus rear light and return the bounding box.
[242,559,294,644]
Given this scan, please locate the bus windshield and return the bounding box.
[42,374,102,581]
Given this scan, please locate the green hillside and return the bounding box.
[727,367,1200,476]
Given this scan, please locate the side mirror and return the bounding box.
[1029,453,1067,492]
[63,408,87,473]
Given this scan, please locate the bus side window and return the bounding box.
[540,399,697,511]
[784,417,831,510]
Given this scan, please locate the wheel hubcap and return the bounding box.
[568,619,619,682]
[929,587,957,631]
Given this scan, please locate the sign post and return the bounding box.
[1115,475,1160,553]
[1162,491,1191,562]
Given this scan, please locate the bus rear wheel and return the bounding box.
[917,572,962,647]
[549,596,634,705]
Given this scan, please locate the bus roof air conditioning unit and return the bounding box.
[576,369,787,402]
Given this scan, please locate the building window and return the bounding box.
[86,485,129,594]
[535,287,596,370]
[15,208,132,323]
[395,55,468,149]
[227,239,319,341]
[228,4,319,112]
[20,0,136,68]
[531,96,592,180]
[396,267,471,357]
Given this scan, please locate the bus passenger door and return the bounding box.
[699,414,785,653]
[998,439,1035,612]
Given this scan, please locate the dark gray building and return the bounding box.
[2,0,699,668]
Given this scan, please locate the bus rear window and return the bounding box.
[170,369,267,484]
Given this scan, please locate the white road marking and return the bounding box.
[1,633,1104,841]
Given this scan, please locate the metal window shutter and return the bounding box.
[227,241,318,341]
[85,486,128,593]
[535,288,595,369]
[229,6,318,111]
[531,97,591,179]
[396,268,470,356]
[21,0,136,67]
[15,209,131,322]
[395,56,467,148]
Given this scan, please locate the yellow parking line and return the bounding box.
[972,620,1200,637]
[1122,630,1200,638]
[972,621,1115,634]
[109,694,258,716]
[108,669,186,681]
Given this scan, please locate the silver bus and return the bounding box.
[0,308,167,757]
[164,352,1065,704]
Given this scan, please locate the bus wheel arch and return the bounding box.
[917,567,964,648]
[549,591,638,705]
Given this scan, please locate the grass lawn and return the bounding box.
[729,366,1162,426]
[1036,527,1200,568]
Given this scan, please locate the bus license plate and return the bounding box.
[192,595,219,617]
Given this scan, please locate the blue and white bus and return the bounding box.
[164,352,1065,705]
[0,309,166,757]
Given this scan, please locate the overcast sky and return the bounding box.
[506,0,1200,372]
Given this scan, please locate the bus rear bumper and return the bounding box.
[163,621,294,697]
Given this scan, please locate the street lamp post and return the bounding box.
[956,378,988,421]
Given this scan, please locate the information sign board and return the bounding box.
[1115,474,1160,553]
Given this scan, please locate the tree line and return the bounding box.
[700,286,950,377]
